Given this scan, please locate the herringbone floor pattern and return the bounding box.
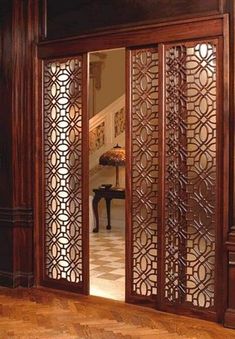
[0,287,234,339]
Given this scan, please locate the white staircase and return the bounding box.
[89,94,125,174]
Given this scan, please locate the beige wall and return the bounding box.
[90,48,125,116]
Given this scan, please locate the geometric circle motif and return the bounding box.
[165,42,217,309]
[131,48,159,297]
[44,58,83,283]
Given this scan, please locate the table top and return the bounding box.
[93,186,125,198]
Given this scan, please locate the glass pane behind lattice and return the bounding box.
[130,48,159,297]
[44,58,83,283]
[165,42,217,309]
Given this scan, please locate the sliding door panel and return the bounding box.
[163,40,219,313]
[126,47,159,303]
[127,38,222,320]
[42,56,89,293]
[37,16,226,322]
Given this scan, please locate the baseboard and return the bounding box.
[0,207,33,228]
[0,270,34,288]
[224,308,235,328]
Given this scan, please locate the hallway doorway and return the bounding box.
[88,48,126,301]
[36,15,228,323]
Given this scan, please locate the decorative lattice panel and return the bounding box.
[44,58,83,283]
[130,48,159,297]
[164,42,217,308]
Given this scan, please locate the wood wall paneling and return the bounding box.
[0,0,234,329]
[228,252,235,307]
[224,250,235,328]
[45,0,224,40]
[38,16,224,59]
[0,0,13,206]
[224,0,235,328]
[229,0,235,234]
[37,12,231,325]
[0,0,39,287]
[0,0,14,286]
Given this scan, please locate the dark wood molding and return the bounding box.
[227,232,235,245]
[0,270,34,288]
[224,251,235,328]
[0,0,39,288]
[38,15,225,59]
[221,0,230,13]
[36,14,228,324]
[82,53,90,295]
[223,0,235,328]
[228,251,235,264]
[40,0,47,39]
[0,0,233,328]
[229,0,235,234]
[11,0,39,209]
[224,309,235,329]
[44,0,225,40]
[219,15,230,322]
[0,207,33,228]
[224,241,235,328]
[0,0,13,207]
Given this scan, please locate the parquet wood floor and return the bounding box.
[0,287,234,339]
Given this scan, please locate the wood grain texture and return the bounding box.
[224,250,235,328]
[126,47,159,306]
[0,0,13,207]
[228,0,235,233]
[36,15,229,323]
[0,0,233,329]
[0,287,234,338]
[0,0,14,285]
[40,54,90,294]
[38,16,224,59]
[82,53,90,295]
[0,0,39,287]
[225,247,235,328]
[44,0,224,40]
[224,0,235,329]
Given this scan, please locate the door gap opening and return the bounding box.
[88,48,126,301]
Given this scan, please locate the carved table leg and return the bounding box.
[105,197,112,230]
[92,195,101,233]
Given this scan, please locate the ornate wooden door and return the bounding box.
[37,15,227,321]
[40,55,89,294]
[126,38,224,321]
[126,47,159,306]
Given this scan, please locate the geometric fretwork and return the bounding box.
[165,42,217,308]
[44,58,83,283]
[130,48,158,297]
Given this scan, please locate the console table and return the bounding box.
[92,187,125,233]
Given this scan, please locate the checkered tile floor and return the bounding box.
[90,227,125,301]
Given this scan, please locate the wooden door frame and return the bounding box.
[35,14,229,322]
[34,54,89,294]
